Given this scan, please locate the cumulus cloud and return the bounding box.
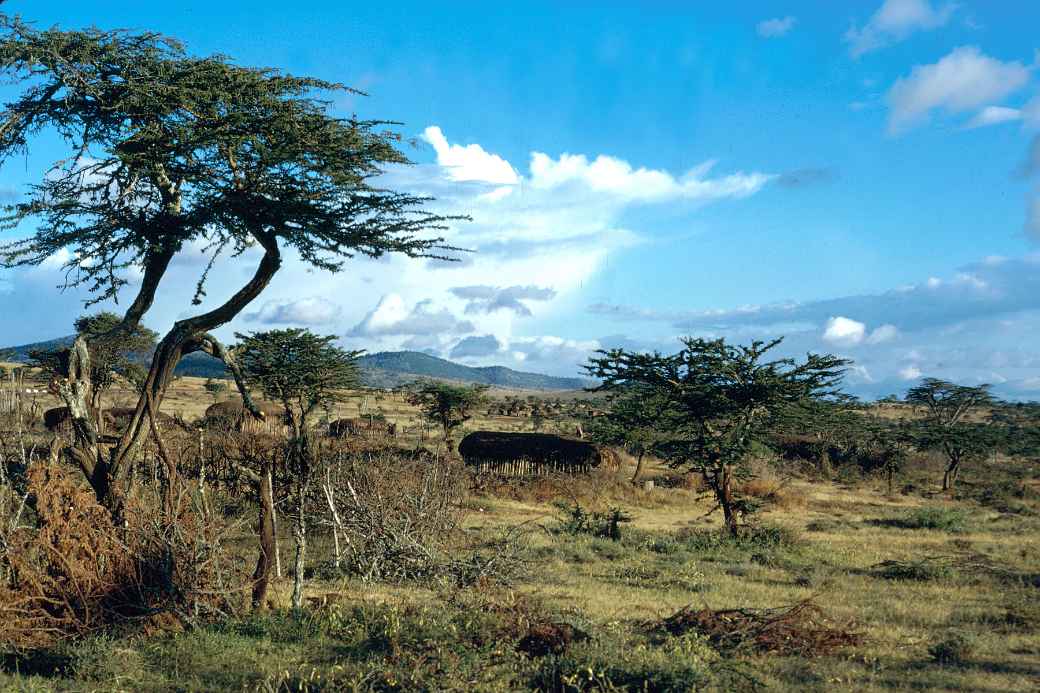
[448,284,556,316]
[867,324,900,344]
[449,334,502,359]
[965,105,1023,130]
[822,316,867,346]
[526,154,771,203]
[347,294,474,337]
[887,47,1031,133]
[899,364,923,381]
[246,297,342,325]
[422,126,519,185]
[846,0,956,57]
[507,335,601,372]
[757,16,796,38]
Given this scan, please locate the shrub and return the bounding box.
[872,558,955,582]
[552,500,633,541]
[320,452,466,581]
[737,479,808,511]
[899,507,969,531]
[0,464,243,648]
[928,633,975,665]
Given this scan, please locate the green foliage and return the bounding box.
[585,383,673,458]
[896,507,969,532]
[872,558,955,582]
[29,312,157,403]
[552,501,633,541]
[928,633,975,666]
[905,379,996,489]
[405,381,488,443]
[0,14,461,305]
[586,337,849,531]
[203,378,227,401]
[0,598,726,691]
[235,328,360,430]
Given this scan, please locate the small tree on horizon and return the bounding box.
[406,381,488,453]
[587,337,849,535]
[236,328,361,610]
[203,378,228,402]
[585,384,674,484]
[29,312,158,427]
[905,378,994,491]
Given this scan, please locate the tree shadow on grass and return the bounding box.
[0,650,73,678]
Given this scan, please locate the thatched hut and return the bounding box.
[459,431,620,476]
[203,400,288,435]
[43,406,179,435]
[328,417,396,439]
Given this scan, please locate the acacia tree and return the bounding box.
[0,15,460,516]
[236,328,360,610]
[406,382,488,453]
[905,378,994,491]
[587,338,849,535]
[30,312,157,427]
[586,384,674,483]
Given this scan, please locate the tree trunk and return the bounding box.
[291,498,306,612]
[251,460,276,610]
[718,464,738,537]
[630,452,645,484]
[942,459,960,491]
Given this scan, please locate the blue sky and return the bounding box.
[2,0,1040,398]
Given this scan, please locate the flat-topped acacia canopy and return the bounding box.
[0,13,464,510]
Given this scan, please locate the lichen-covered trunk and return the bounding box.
[251,460,276,610]
[291,502,306,612]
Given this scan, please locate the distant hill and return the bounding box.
[357,351,590,390]
[2,338,590,391]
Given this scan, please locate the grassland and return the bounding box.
[1,441,1037,691]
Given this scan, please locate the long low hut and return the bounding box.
[458,431,620,476]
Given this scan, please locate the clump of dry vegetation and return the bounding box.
[655,599,864,657]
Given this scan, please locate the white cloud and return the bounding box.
[867,324,900,344]
[449,284,556,316]
[527,153,771,202]
[822,316,867,346]
[1024,96,1040,128]
[964,105,1023,129]
[887,47,1031,133]
[757,16,796,38]
[422,126,519,185]
[846,0,956,57]
[449,334,502,359]
[247,297,342,325]
[347,294,475,338]
[899,364,923,380]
